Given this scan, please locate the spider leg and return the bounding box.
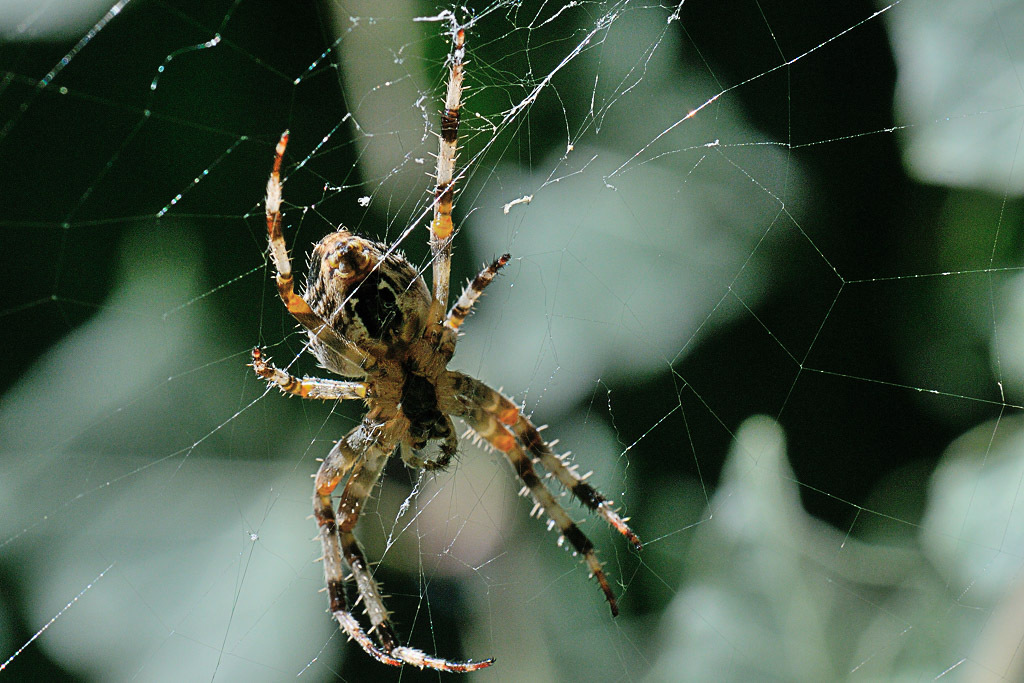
[313,435,392,662]
[442,371,521,425]
[264,132,372,367]
[444,254,511,332]
[449,393,623,616]
[265,132,324,332]
[428,27,466,321]
[333,444,392,633]
[338,525,491,672]
[513,415,643,551]
[316,424,494,672]
[438,254,511,357]
[443,373,640,548]
[251,348,367,400]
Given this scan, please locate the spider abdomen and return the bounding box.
[304,230,431,350]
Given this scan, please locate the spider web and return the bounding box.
[3,0,1024,680]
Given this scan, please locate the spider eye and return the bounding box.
[323,234,373,279]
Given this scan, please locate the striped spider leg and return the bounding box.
[426,27,465,327]
[253,350,491,672]
[251,21,640,672]
[439,372,641,617]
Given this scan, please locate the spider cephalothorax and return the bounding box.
[251,23,641,673]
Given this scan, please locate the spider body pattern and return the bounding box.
[252,26,641,672]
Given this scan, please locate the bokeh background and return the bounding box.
[3,0,1024,681]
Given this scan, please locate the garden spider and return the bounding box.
[251,25,641,672]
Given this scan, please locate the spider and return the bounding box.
[251,25,641,672]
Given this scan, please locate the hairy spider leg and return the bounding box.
[338,521,491,672]
[264,133,375,368]
[265,132,321,330]
[334,442,392,630]
[451,392,622,616]
[438,253,511,358]
[513,416,643,551]
[444,373,640,548]
[444,371,521,426]
[428,28,466,320]
[316,424,494,672]
[441,372,642,614]
[251,348,368,399]
[311,437,402,666]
